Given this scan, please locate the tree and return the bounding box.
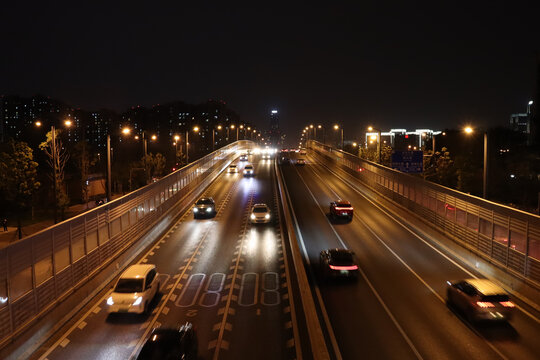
[0,140,41,239]
[423,147,455,187]
[72,140,97,207]
[39,128,70,220]
[141,153,167,183]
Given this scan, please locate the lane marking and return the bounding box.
[318,161,540,324]
[129,179,241,359]
[307,162,510,359]
[295,165,424,359]
[211,190,254,358]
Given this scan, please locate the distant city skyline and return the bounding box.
[1,2,539,140]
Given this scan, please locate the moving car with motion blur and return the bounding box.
[227,164,238,173]
[446,279,515,322]
[107,264,160,314]
[136,322,198,360]
[296,159,306,166]
[319,249,358,280]
[239,154,248,161]
[193,197,216,218]
[250,203,271,224]
[243,164,254,177]
[329,200,354,221]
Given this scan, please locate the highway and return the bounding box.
[31,154,298,360]
[280,151,540,360]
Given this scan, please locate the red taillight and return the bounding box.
[329,265,358,271]
[476,301,495,308]
[334,207,353,211]
[500,301,515,308]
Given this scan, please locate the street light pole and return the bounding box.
[51,126,58,224]
[483,132,488,199]
[106,134,112,202]
[186,130,189,164]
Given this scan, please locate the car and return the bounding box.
[262,153,271,159]
[329,200,354,221]
[243,164,254,177]
[300,150,307,155]
[446,279,515,322]
[107,264,160,314]
[239,154,248,161]
[193,197,216,218]
[227,164,238,173]
[250,203,271,224]
[319,249,358,280]
[296,159,306,166]
[136,322,198,360]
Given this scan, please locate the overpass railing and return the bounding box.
[0,140,252,347]
[309,140,540,285]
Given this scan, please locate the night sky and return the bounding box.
[2,1,539,140]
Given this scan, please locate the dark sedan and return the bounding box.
[193,197,216,219]
[136,323,198,360]
[320,249,358,280]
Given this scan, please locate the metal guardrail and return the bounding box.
[0,141,252,348]
[309,140,540,286]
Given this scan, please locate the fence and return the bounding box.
[310,141,540,285]
[0,140,252,347]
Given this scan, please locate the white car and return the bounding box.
[243,164,254,177]
[228,164,238,173]
[107,264,160,314]
[250,203,271,223]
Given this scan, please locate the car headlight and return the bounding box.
[251,214,256,220]
[206,207,213,213]
[265,214,270,219]
[243,170,247,173]
[133,296,143,306]
[193,208,199,212]
[107,296,114,306]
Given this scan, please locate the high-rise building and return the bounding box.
[268,109,281,146]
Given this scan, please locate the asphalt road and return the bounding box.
[31,154,298,360]
[280,152,540,360]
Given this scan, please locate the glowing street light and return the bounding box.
[334,124,344,150]
[186,126,200,164]
[367,125,382,163]
[464,126,488,199]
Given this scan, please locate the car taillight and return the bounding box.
[500,301,515,307]
[334,207,353,211]
[476,301,495,308]
[329,265,358,271]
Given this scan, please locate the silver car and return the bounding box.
[446,279,515,322]
[250,203,271,224]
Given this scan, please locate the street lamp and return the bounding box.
[464,126,488,199]
[334,124,344,150]
[187,126,199,164]
[318,125,325,144]
[213,125,222,151]
[368,126,382,163]
[527,100,534,115]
